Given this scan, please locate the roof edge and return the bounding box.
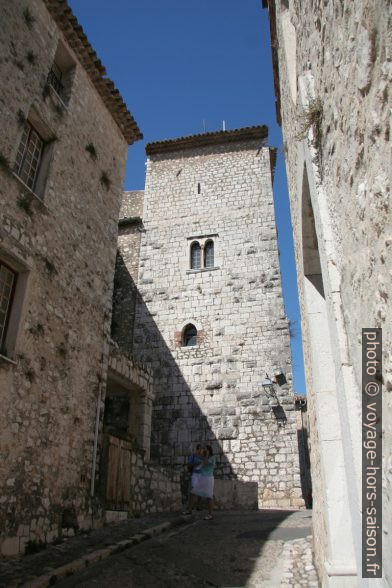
[262,0,282,126]
[146,125,269,155]
[43,0,142,145]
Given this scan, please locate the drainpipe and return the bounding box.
[90,380,103,497]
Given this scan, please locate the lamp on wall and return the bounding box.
[261,374,279,404]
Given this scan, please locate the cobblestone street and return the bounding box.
[55,510,318,588]
[0,510,319,587]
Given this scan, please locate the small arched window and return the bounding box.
[204,240,214,268]
[190,242,201,270]
[183,324,197,347]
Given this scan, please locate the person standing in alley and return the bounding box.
[185,444,215,519]
[183,443,202,514]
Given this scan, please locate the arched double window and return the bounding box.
[204,240,214,268]
[183,324,197,347]
[190,239,215,270]
[190,242,201,270]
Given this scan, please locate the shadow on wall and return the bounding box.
[109,253,306,510]
[111,250,139,354]
[110,253,261,509]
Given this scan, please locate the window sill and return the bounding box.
[179,345,200,350]
[0,353,17,366]
[12,173,49,213]
[186,266,220,275]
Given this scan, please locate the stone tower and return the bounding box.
[132,126,304,508]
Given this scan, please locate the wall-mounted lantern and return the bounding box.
[261,374,279,405]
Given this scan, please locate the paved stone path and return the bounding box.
[0,510,319,587]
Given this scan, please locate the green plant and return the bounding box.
[56,343,67,358]
[25,367,35,383]
[24,539,46,555]
[26,50,36,65]
[54,103,64,117]
[85,142,97,160]
[295,97,323,144]
[23,7,35,28]
[42,83,50,100]
[0,153,11,174]
[17,109,26,126]
[43,257,58,277]
[45,134,58,146]
[100,171,111,190]
[17,193,33,215]
[29,323,44,336]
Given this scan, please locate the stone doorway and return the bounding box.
[102,372,146,511]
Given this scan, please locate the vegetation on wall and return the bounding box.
[85,142,97,160]
[23,7,35,29]
[100,171,111,190]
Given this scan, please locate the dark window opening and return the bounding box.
[183,324,197,347]
[204,240,214,268]
[47,41,75,105]
[190,242,201,269]
[47,61,65,97]
[197,182,201,194]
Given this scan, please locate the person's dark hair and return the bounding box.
[196,444,202,450]
[206,444,213,456]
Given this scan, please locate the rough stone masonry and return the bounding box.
[131,126,304,509]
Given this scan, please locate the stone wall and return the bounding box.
[130,451,182,514]
[111,191,144,353]
[132,130,304,509]
[264,0,391,584]
[0,0,133,555]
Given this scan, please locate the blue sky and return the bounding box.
[69,0,306,394]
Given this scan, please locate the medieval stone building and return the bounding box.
[264,1,391,586]
[123,126,305,509]
[0,0,158,556]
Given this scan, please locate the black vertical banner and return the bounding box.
[362,328,382,578]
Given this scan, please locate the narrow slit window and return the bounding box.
[183,324,197,347]
[204,240,214,268]
[190,242,201,269]
[197,182,201,194]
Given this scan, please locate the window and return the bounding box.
[14,110,56,199]
[190,242,201,270]
[188,237,216,271]
[183,324,197,347]
[0,252,29,361]
[47,61,65,98]
[14,121,44,191]
[0,263,16,355]
[204,240,214,268]
[47,41,75,105]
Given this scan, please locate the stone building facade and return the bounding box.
[0,0,145,555]
[131,126,305,509]
[264,1,391,586]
